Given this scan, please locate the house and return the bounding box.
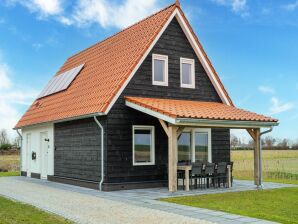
[15,1,278,192]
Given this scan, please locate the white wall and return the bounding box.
[21,123,54,178]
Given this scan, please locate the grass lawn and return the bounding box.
[161,187,298,224]
[0,171,20,177]
[0,196,73,224]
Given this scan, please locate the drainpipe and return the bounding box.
[16,129,22,174]
[259,127,273,188]
[94,116,104,191]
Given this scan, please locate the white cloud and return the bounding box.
[269,97,294,115]
[71,0,161,29]
[32,42,43,50]
[5,0,162,29]
[258,85,275,94]
[0,60,38,137]
[7,0,64,17]
[212,0,248,16]
[283,0,298,11]
[0,63,11,89]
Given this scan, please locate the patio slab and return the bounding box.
[0,177,294,224]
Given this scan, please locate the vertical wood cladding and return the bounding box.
[212,129,231,163]
[54,117,106,182]
[106,17,230,184]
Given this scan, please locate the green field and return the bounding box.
[161,187,298,224]
[0,196,73,224]
[231,150,298,184]
[0,154,20,172]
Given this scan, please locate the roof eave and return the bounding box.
[14,112,105,130]
[176,118,279,129]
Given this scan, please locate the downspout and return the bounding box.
[259,127,273,188]
[16,129,22,174]
[94,116,104,191]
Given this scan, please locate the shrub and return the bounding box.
[0,144,12,151]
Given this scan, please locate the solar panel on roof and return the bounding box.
[37,64,84,99]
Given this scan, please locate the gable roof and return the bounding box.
[15,2,233,128]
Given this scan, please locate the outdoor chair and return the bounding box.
[190,162,204,189]
[202,163,216,188]
[228,161,234,187]
[216,162,228,187]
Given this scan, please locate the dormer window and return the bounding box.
[152,54,168,86]
[180,58,195,88]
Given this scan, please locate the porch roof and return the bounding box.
[125,96,279,128]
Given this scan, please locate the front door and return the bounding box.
[40,132,49,179]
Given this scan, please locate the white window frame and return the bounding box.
[180,57,195,88]
[152,54,168,86]
[178,128,212,163]
[132,125,155,166]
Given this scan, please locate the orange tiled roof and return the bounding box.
[125,97,278,123]
[15,2,233,128]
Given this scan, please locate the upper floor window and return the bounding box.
[152,54,168,86]
[180,58,195,88]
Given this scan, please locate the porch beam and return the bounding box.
[253,128,261,187]
[168,126,178,192]
[158,119,170,137]
[177,126,185,137]
[246,128,256,141]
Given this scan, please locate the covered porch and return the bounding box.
[125,96,279,192]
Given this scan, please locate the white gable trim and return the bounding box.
[174,10,230,105]
[104,10,178,114]
[105,8,231,114]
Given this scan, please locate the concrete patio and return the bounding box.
[0,176,295,224]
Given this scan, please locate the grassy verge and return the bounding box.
[0,196,73,224]
[0,171,20,177]
[161,187,298,224]
[235,176,298,185]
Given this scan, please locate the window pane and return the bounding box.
[195,132,208,163]
[154,59,165,82]
[182,63,192,85]
[178,132,191,163]
[134,129,152,163]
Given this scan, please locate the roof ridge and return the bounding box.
[66,3,177,62]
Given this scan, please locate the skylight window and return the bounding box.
[37,64,84,99]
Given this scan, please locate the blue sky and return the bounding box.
[0,0,297,142]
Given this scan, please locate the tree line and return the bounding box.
[0,129,20,150]
[231,134,298,150]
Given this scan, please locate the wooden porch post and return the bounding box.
[253,128,261,186]
[168,126,178,192]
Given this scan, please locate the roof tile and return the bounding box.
[125,96,278,123]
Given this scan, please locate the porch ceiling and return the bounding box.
[125,96,279,128]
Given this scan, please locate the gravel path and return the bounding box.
[0,177,211,224]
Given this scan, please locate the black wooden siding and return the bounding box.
[54,117,106,182]
[105,17,230,184]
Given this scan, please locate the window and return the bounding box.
[180,58,195,88]
[152,54,168,86]
[133,126,155,165]
[177,128,211,163]
[194,132,209,163]
[178,132,192,163]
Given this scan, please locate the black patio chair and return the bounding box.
[190,162,204,189]
[203,163,216,188]
[216,162,228,188]
[228,161,234,187]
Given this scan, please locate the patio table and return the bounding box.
[177,164,232,191]
[177,165,192,191]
